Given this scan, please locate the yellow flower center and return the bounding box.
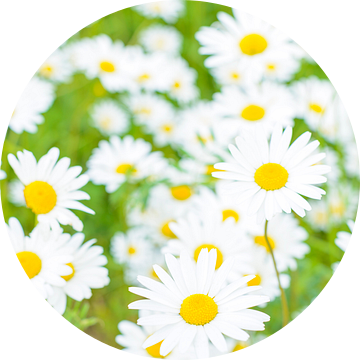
[62,263,75,281]
[314,211,327,224]
[128,246,137,255]
[330,202,346,216]
[16,251,42,279]
[116,163,135,175]
[254,163,289,191]
[23,181,57,215]
[173,81,181,89]
[100,61,115,73]
[247,274,262,287]
[170,185,192,201]
[230,71,240,80]
[266,63,276,71]
[194,244,223,270]
[161,220,176,238]
[39,65,53,77]
[239,34,268,56]
[137,73,151,83]
[222,209,240,222]
[161,124,173,133]
[232,342,248,352]
[309,103,324,114]
[135,107,152,116]
[100,117,112,130]
[241,105,266,121]
[180,294,218,325]
[146,340,169,358]
[254,235,276,252]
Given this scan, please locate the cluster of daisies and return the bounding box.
[5,148,109,315]
[2,1,358,358]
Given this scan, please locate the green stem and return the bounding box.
[264,220,289,327]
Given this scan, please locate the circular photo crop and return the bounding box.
[1,0,359,358]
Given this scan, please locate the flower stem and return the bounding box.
[264,220,289,327]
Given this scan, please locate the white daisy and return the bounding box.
[162,211,254,274]
[9,77,55,134]
[89,99,129,136]
[335,220,354,252]
[47,233,110,314]
[343,140,360,178]
[127,48,172,93]
[111,228,153,267]
[8,179,26,207]
[306,200,329,231]
[87,135,167,193]
[129,249,270,358]
[7,218,73,299]
[134,0,185,23]
[8,148,94,231]
[116,311,194,358]
[212,125,331,221]
[213,83,296,137]
[236,249,290,304]
[124,92,175,128]
[196,9,300,68]
[139,24,183,55]
[75,34,132,92]
[37,48,73,83]
[248,213,309,271]
[166,58,199,104]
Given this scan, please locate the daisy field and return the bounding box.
[1,1,359,358]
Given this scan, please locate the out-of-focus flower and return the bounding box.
[87,135,167,193]
[139,24,183,55]
[90,99,129,136]
[335,220,354,252]
[134,0,185,23]
[9,77,55,134]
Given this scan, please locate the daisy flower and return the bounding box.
[196,9,300,68]
[89,99,129,136]
[87,135,167,193]
[162,211,253,274]
[8,148,94,231]
[343,141,360,178]
[8,179,26,207]
[213,83,296,137]
[134,0,185,23]
[47,233,110,314]
[9,77,55,134]
[7,218,73,299]
[139,24,183,55]
[212,125,331,221]
[116,311,194,358]
[129,249,270,358]
[335,220,354,252]
[75,34,132,92]
[37,48,73,83]
[248,213,309,271]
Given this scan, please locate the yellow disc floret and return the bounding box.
[239,34,268,56]
[62,263,75,282]
[180,294,218,325]
[241,105,266,121]
[170,185,192,201]
[222,209,240,222]
[99,61,115,73]
[23,181,57,214]
[254,163,289,191]
[247,274,262,287]
[309,103,324,114]
[161,220,176,238]
[116,163,135,175]
[232,342,248,352]
[146,340,167,358]
[194,244,223,270]
[128,246,137,255]
[16,251,42,279]
[254,235,276,252]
